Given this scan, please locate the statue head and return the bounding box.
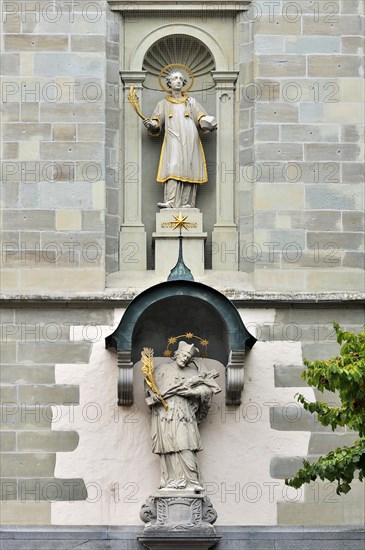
[166,71,187,92]
[174,341,199,368]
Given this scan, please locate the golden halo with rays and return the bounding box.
[163,333,209,358]
[158,63,195,94]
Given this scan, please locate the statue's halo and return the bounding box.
[158,63,195,94]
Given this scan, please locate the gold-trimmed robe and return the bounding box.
[150,95,209,184]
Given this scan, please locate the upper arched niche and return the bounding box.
[142,34,216,91]
[106,281,256,406]
[130,24,228,72]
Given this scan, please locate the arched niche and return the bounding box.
[130,24,228,72]
[106,281,256,406]
[118,8,241,272]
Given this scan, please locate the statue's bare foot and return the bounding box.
[194,484,204,493]
[181,204,192,208]
[157,201,173,208]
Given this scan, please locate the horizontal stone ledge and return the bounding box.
[1,290,364,307]
[1,525,364,540]
[107,0,251,11]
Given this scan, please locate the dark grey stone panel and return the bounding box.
[270,456,319,478]
[274,364,305,387]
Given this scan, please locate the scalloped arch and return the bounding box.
[130,24,228,71]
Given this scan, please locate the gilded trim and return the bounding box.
[166,95,189,104]
[156,136,208,185]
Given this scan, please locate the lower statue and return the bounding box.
[142,341,221,493]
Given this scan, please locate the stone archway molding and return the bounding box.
[130,24,228,72]
[106,280,256,406]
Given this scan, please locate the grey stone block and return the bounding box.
[341,125,363,143]
[270,456,319,478]
[289,211,341,231]
[1,405,53,431]
[17,385,79,405]
[305,185,361,211]
[1,210,55,231]
[309,433,359,454]
[0,342,17,363]
[285,36,341,54]
[34,54,104,78]
[17,478,87,501]
[274,364,305,387]
[17,342,92,364]
[14,308,113,326]
[0,386,17,403]
[0,365,55,384]
[302,342,341,361]
[270,406,345,433]
[342,211,365,232]
[17,431,79,452]
[274,307,364,326]
[342,163,364,183]
[0,480,17,501]
[305,144,361,162]
[82,210,104,231]
[0,431,16,452]
[256,143,303,161]
[1,453,55,477]
[342,252,364,269]
[307,231,363,251]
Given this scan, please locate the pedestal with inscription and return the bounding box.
[138,491,220,550]
[153,209,207,278]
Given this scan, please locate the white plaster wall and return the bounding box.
[52,307,315,525]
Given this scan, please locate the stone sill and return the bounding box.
[1,289,364,307]
[1,525,365,539]
[107,0,251,12]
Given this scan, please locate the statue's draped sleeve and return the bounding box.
[148,100,165,136]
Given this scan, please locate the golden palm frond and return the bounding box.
[141,347,168,410]
[128,86,147,121]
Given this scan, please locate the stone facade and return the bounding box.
[0,0,364,539]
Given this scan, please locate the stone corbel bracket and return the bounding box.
[226,349,246,406]
[117,350,134,406]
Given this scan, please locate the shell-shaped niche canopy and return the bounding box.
[143,34,216,92]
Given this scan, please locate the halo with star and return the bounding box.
[163,333,209,358]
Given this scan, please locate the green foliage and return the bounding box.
[285,322,365,495]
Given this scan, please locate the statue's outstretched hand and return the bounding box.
[143,119,158,129]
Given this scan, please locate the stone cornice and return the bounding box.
[1,290,364,307]
[107,0,251,12]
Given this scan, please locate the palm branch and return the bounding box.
[141,348,168,410]
[128,86,147,121]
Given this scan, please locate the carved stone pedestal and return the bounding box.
[153,209,207,278]
[138,492,221,550]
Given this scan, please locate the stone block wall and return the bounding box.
[1,0,120,292]
[249,0,364,291]
[0,305,114,524]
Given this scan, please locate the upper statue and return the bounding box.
[143,69,217,209]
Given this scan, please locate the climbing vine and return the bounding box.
[286,322,365,495]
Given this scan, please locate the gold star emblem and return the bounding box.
[171,212,190,231]
[201,339,209,347]
[168,337,177,345]
[185,332,193,339]
[163,349,172,357]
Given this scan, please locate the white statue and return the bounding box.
[143,70,217,209]
[142,342,221,492]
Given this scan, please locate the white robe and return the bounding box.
[150,95,209,185]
